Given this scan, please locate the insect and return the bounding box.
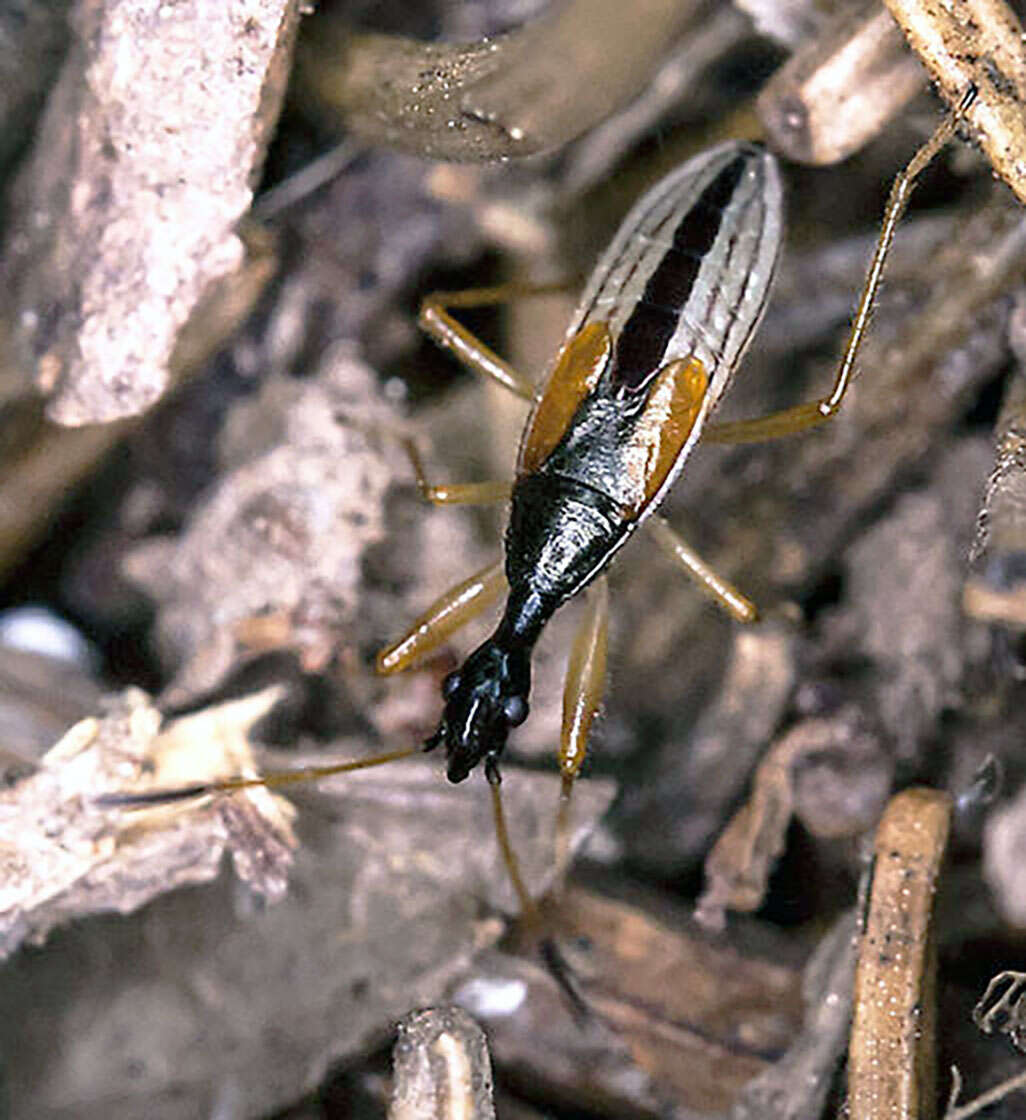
[101,90,975,917]
[372,140,785,902]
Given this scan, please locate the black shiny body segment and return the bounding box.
[501,385,658,643]
[500,472,627,647]
[496,147,777,650]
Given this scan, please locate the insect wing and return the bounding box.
[579,142,783,405]
[519,143,784,518]
[519,321,612,477]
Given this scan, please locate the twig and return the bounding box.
[759,0,925,164]
[965,298,1026,628]
[390,1006,495,1120]
[945,1067,1026,1119]
[883,0,1026,203]
[298,0,710,161]
[847,788,953,1120]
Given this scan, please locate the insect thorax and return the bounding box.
[502,472,628,645]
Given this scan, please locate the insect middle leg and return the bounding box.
[646,515,758,623]
[412,283,575,503]
[703,86,977,446]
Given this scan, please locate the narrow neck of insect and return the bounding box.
[495,588,551,651]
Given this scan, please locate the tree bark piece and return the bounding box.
[759,1,925,165]
[847,787,952,1120]
[882,0,1026,204]
[390,1006,495,1120]
[0,0,301,424]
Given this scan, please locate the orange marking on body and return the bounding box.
[518,322,612,476]
[623,356,708,517]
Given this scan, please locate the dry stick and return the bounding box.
[389,1006,495,1120]
[730,909,857,1120]
[883,0,1026,205]
[942,971,1026,1117]
[965,304,1026,627]
[252,140,361,219]
[758,0,925,165]
[973,969,1026,1043]
[2,1,298,424]
[847,788,953,1120]
[299,0,707,162]
[560,3,751,195]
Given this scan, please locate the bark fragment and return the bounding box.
[0,0,301,423]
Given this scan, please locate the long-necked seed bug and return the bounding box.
[99,89,976,920]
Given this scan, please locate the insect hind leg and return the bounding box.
[704,86,978,446]
[400,435,512,507]
[419,281,575,402]
[647,516,758,622]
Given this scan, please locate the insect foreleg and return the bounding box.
[486,757,541,926]
[376,559,508,675]
[555,577,609,886]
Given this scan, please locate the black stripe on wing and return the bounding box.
[611,154,749,392]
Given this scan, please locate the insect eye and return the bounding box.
[442,671,462,699]
[503,696,528,726]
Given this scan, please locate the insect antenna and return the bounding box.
[486,756,597,1025]
[93,745,421,808]
[483,757,541,924]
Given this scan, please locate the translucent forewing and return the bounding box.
[519,143,784,519]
